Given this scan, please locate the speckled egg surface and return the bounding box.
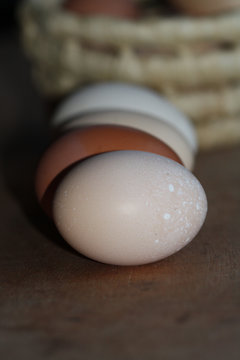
[53,151,207,266]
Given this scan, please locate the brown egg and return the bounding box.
[169,0,240,15]
[35,124,183,216]
[63,0,140,19]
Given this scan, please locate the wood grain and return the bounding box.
[0,30,240,360]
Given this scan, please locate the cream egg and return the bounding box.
[53,151,207,266]
[52,83,197,153]
[62,111,194,170]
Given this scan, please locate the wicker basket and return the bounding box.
[19,0,240,150]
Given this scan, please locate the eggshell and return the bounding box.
[36,124,182,215]
[63,111,194,170]
[63,0,139,19]
[52,83,197,153]
[53,151,207,266]
[169,0,240,15]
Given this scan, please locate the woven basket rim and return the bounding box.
[22,0,240,46]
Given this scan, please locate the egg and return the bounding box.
[62,111,194,170]
[53,151,207,266]
[63,0,139,19]
[36,125,182,215]
[52,83,197,154]
[169,0,240,15]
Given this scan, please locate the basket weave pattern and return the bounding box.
[20,0,240,149]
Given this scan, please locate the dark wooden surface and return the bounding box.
[1,30,240,360]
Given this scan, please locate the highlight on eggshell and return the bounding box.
[53,151,208,266]
[63,0,140,19]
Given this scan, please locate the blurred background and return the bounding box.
[0,0,52,260]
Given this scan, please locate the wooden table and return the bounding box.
[1,30,240,360]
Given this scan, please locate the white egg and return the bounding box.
[52,82,197,153]
[53,151,207,266]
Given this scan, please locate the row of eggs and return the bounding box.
[36,83,207,266]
